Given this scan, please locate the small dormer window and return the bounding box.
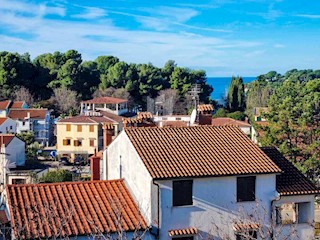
[173,180,193,206]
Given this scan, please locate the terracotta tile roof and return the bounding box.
[0,134,15,146]
[211,117,251,127]
[0,100,11,110]
[197,104,213,112]
[100,110,124,123]
[6,179,147,239]
[261,147,319,196]
[123,118,143,124]
[233,223,259,232]
[168,227,198,236]
[9,109,48,119]
[58,115,115,124]
[161,121,189,127]
[137,112,153,119]
[0,117,8,125]
[125,126,281,179]
[0,210,9,225]
[82,97,127,104]
[11,101,25,108]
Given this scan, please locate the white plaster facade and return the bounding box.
[104,131,317,240]
[0,118,16,134]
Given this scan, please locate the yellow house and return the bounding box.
[56,115,117,162]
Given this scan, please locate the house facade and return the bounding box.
[0,134,26,192]
[0,118,16,134]
[104,126,318,240]
[56,114,118,162]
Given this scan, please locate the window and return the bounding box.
[12,179,26,184]
[89,125,94,132]
[22,121,26,126]
[63,139,71,146]
[10,126,13,130]
[77,125,82,132]
[237,176,256,202]
[74,139,82,147]
[276,202,311,225]
[235,231,257,240]
[173,180,193,206]
[66,124,71,131]
[90,139,95,147]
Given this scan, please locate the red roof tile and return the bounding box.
[0,117,8,125]
[0,100,11,110]
[82,97,127,104]
[11,101,25,108]
[0,134,15,146]
[211,117,251,127]
[9,109,48,119]
[125,126,281,179]
[197,104,213,112]
[233,223,259,232]
[6,179,147,239]
[261,147,319,196]
[58,115,115,124]
[100,110,124,123]
[168,227,198,236]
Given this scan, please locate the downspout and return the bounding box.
[270,191,281,240]
[152,180,160,239]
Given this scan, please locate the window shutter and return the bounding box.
[63,139,67,146]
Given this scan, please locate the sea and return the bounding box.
[207,77,256,103]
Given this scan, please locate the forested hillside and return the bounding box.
[0,50,213,115]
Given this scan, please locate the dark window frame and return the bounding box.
[172,180,193,207]
[237,176,256,202]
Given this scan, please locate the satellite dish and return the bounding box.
[190,109,197,125]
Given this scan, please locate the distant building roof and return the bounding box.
[0,117,8,126]
[6,179,147,239]
[168,227,198,237]
[124,126,281,179]
[261,147,319,196]
[11,101,26,108]
[82,97,128,104]
[57,115,116,124]
[211,117,251,127]
[0,100,11,110]
[100,110,124,123]
[9,109,48,119]
[0,134,15,147]
[253,107,269,117]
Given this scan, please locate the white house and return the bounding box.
[104,126,318,240]
[0,134,25,191]
[0,118,16,134]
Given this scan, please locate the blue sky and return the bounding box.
[0,0,320,76]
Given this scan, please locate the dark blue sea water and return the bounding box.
[207,77,256,101]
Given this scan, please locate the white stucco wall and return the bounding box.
[4,137,25,166]
[105,131,154,225]
[156,174,277,240]
[0,118,16,134]
[274,194,315,240]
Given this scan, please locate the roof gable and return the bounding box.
[0,117,8,125]
[0,100,11,110]
[8,109,48,119]
[125,126,281,179]
[6,179,147,239]
[261,147,319,196]
[0,134,15,146]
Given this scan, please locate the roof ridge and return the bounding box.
[6,178,125,188]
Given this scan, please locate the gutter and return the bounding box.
[152,180,160,239]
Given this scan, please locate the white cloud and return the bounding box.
[295,14,320,19]
[0,0,65,17]
[72,7,107,19]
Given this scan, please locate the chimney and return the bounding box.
[199,113,212,125]
[90,155,100,181]
[103,124,114,149]
[245,117,249,123]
